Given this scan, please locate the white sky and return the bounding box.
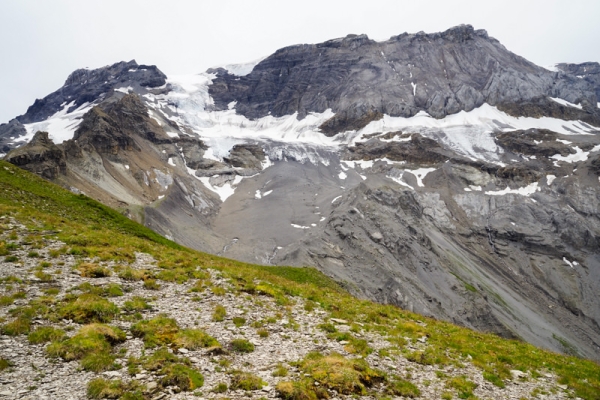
[1,0,599,124]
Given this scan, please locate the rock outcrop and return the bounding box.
[3,131,66,179]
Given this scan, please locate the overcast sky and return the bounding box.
[1,0,599,124]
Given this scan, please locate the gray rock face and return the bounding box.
[0,119,26,154]
[209,25,598,133]
[17,60,167,125]
[556,62,600,99]
[4,131,66,179]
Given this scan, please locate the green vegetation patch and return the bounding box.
[28,326,66,344]
[446,375,478,399]
[229,371,266,391]
[58,293,119,323]
[278,351,384,399]
[47,323,125,372]
[127,347,203,391]
[77,262,112,278]
[87,378,144,399]
[131,314,179,348]
[230,338,254,353]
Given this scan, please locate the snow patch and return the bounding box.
[198,175,244,202]
[404,168,436,187]
[338,171,347,180]
[331,195,342,204]
[291,224,310,230]
[550,97,583,110]
[388,173,414,190]
[219,56,267,76]
[22,101,93,144]
[168,158,176,167]
[485,182,540,196]
[546,175,556,185]
[115,86,133,94]
[551,145,600,163]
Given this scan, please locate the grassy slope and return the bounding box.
[0,160,599,399]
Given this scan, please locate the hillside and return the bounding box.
[1,24,600,365]
[0,162,599,399]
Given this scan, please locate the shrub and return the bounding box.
[232,317,246,327]
[78,262,111,278]
[213,382,228,393]
[298,351,384,395]
[87,378,125,399]
[212,305,226,322]
[0,295,14,307]
[277,380,323,400]
[34,270,53,282]
[257,329,269,338]
[446,376,478,399]
[119,268,151,281]
[105,283,123,297]
[230,371,265,391]
[386,377,420,398]
[231,339,254,353]
[28,326,66,344]
[47,324,124,372]
[123,296,152,312]
[131,314,179,347]
[1,317,31,336]
[0,358,11,372]
[160,363,204,391]
[273,363,289,377]
[175,328,220,350]
[58,294,119,323]
[143,279,160,290]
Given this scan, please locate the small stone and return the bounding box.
[417,336,427,343]
[557,384,568,390]
[145,382,158,393]
[178,348,189,354]
[190,357,200,363]
[330,318,348,324]
[262,386,272,392]
[510,370,526,379]
[103,371,121,378]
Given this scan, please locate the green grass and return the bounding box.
[57,293,119,323]
[229,371,266,391]
[28,326,66,344]
[230,338,254,353]
[0,161,599,399]
[47,323,125,371]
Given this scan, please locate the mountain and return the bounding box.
[1,161,599,399]
[2,25,600,362]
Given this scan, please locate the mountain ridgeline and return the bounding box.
[2,25,600,362]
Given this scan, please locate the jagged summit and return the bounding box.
[208,24,598,134]
[17,60,167,125]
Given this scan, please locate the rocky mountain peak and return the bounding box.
[208,26,598,132]
[16,60,167,125]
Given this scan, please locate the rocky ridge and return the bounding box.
[208,25,599,133]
